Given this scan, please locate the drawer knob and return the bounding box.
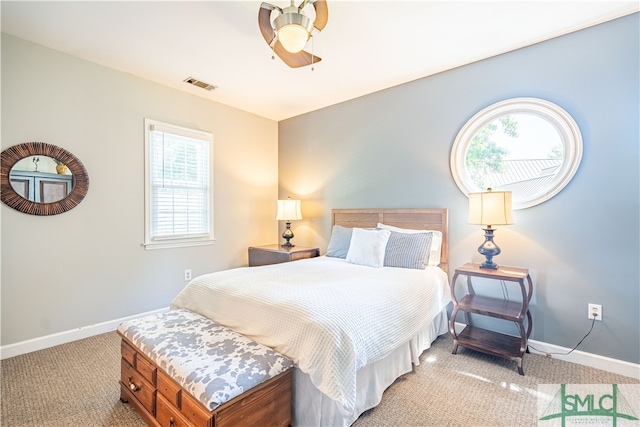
[127,377,140,392]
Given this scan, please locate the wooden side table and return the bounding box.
[449,262,533,375]
[248,244,319,267]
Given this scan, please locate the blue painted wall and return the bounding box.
[278,14,640,364]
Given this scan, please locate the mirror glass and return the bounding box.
[1,142,89,215]
[10,155,74,203]
[450,98,583,210]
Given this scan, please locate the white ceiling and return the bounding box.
[2,1,638,121]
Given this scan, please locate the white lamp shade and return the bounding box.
[276,199,302,221]
[468,190,514,226]
[278,24,310,53]
[274,11,312,53]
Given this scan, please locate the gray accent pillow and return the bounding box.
[326,225,353,258]
[383,230,433,269]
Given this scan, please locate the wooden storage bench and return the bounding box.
[117,309,294,427]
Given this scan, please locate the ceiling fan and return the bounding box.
[258,0,328,68]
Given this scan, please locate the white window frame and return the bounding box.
[143,118,214,250]
[450,97,583,210]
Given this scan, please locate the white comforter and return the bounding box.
[170,256,451,413]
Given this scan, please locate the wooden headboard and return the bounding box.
[331,208,449,273]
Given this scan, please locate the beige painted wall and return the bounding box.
[1,34,279,346]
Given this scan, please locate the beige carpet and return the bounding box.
[1,331,637,427]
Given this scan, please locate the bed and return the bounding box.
[171,208,451,426]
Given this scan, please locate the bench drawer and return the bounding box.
[181,391,213,426]
[157,369,212,426]
[157,370,182,407]
[121,359,155,415]
[121,339,157,386]
[121,339,136,366]
[135,354,157,386]
[157,393,198,427]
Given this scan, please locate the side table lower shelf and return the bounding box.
[452,325,528,375]
[449,263,533,375]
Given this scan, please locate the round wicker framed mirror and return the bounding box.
[1,142,89,215]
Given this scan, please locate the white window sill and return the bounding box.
[143,238,216,250]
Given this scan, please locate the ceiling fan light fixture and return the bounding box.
[258,0,327,68]
[274,11,313,53]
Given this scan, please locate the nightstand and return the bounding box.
[248,244,320,267]
[449,262,533,375]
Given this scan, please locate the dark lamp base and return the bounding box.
[479,260,499,270]
[478,228,501,270]
[281,221,295,247]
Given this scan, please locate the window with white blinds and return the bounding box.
[144,119,214,249]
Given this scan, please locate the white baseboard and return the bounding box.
[453,322,639,379]
[526,339,640,379]
[0,307,170,360]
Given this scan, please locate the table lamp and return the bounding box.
[468,188,514,269]
[276,197,302,247]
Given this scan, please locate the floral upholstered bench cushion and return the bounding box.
[117,309,294,411]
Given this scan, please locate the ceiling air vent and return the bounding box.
[183,77,218,92]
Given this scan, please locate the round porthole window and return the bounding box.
[450,98,583,210]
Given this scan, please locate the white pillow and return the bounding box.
[377,223,442,267]
[346,228,391,268]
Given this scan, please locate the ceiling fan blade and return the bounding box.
[258,3,277,46]
[274,41,322,68]
[311,0,328,31]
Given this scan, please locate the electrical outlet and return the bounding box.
[184,269,192,281]
[588,303,602,321]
